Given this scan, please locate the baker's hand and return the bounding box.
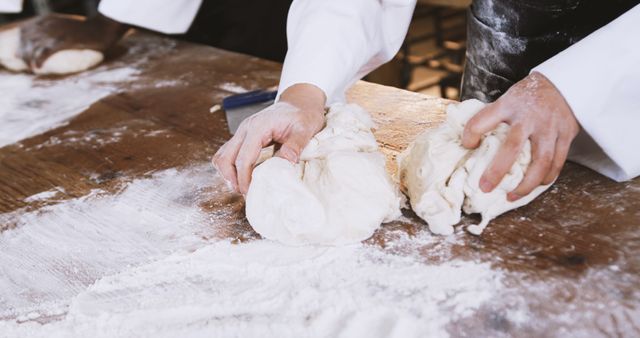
[18,13,128,70]
[462,71,580,201]
[213,83,326,194]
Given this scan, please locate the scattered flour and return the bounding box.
[23,187,65,203]
[1,164,631,337]
[0,164,505,338]
[0,67,138,147]
[218,82,249,94]
[0,237,503,338]
[0,166,217,321]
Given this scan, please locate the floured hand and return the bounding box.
[462,72,580,201]
[212,83,326,194]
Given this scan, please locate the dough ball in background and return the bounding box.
[34,49,104,75]
[245,104,403,246]
[398,99,552,236]
[0,27,29,72]
[0,27,103,75]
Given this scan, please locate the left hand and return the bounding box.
[462,71,580,201]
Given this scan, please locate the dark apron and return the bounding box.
[177,0,292,62]
[461,0,640,102]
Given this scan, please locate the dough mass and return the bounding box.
[0,27,103,75]
[398,99,552,235]
[245,104,403,246]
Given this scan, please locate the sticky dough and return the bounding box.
[245,103,403,246]
[398,99,552,235]
[0,27,103,75]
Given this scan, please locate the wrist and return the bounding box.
[279,83,326,115]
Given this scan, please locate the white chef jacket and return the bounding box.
[1,0,638,182]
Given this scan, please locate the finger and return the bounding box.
[508,135,556,201]
[480,124,528,192]
[462,102,505,149]
[275,130,309,163]
[212,130,246,191]
[235,132,270,195]
[543,135,572,184]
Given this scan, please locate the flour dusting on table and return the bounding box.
[0,67,138,147]
[0,165,506,337]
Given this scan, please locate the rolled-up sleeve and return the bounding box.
[0,0,22,13]
[278,0,416,105]
[533,5,640,181]
[98,0,202,34]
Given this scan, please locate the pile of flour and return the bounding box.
[0,67,138,147]
[0,165,504,338]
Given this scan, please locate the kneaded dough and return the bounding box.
[0,27,103,75]
[398,99,552,235]
[246,103,403,246]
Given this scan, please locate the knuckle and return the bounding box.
[212,155,223,168]
[234,159,246,170]
[504,137,522,153]
[235,156,253,170]
[213,150,229,164]
[484,168,500,183]
[509,124,526,139]
[213,148,224,159]
[537,152,554,167]
[466,120,482,136]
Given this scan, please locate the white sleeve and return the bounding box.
[533,5,640,182]
[278,0,416,105]
[0,0,22,13]
[98,0,202,34]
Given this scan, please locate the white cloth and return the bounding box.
[0,0,201,34]
[534,5,640,182]
[0,0,21,13]
[277,0,416,105]
[98,0,202,34]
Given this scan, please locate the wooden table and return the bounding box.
[0,32,638,336]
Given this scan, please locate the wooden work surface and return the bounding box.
[0,32,638,336]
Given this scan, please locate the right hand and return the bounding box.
[212,83,326,195]
[17,13,128,71]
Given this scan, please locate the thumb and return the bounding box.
[275,133,309,164]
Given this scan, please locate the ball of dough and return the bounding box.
[245,104,403,246]
[398,99,552,235]
[34,49,104,75]
[0,27,104,75]
[0,27,28,72]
